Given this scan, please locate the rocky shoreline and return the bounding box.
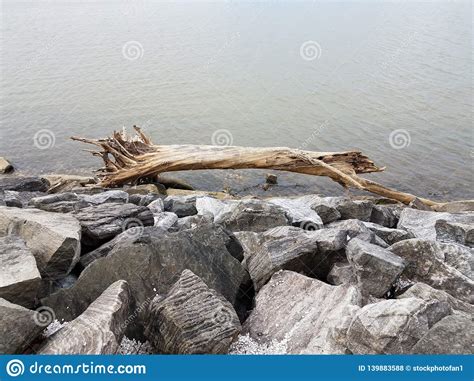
[0,173,473,355]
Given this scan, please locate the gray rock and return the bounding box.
[145,270,241,354]
[171,214,213,232]
[29,192,80,213]
[346,238,406,297]
[347,297,451,354]
[399,283,474,316]
[41,174,96,194]
[327,219,375,243]
[327,262,355,285]
[390,239,474,303]
[154,212,178,230]
[370,205,400,228]
[147,198,165,213]
[408,197,432,211]
[267,196,323,230]
[164,195,197,217]
[242,270,361,354]
[309,197,341,224]
[39,280,132,354]
[79,190,129,205]
[0,157,13,173]
[0,190,47,208]
[433,200,474,213]
[363,222,414,245]
[128,193,163,207]
[397,208,474,240]
[436,219,473,248]
[411,314,474,354]
[326,198,373,221]
[42,224,252,323]
[0,236,41,307]
[0,207,81,280]
[73,203,154,248]
[0,177,49,192]
[0,298,45,354]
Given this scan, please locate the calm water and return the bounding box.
[1,1,472,200]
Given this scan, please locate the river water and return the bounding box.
[1,1,472,200]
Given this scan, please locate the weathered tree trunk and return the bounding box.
[72,126,440,206]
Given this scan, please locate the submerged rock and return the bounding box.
[242,270,361,354]
[145,270,241,354]
[38,280,132,354]
[0,206,81,280]
[0,236,42,308]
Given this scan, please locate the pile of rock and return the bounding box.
[0,175,472,355]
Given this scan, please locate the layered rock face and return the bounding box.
[0,181,472,355]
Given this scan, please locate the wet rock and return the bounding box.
[154,212,178,230]
[370,205,400,228]
[399,283,474,316]
[0,177,49,192]
[436,220,473,248]
[73,203,154,248]
[363,222,414,245]
[29,192,80,213]
[0,157,13,173]
[411,314,474,354]
[390,239,474,303]
[397,208,474,240]
[42,224,252,323]
[242,270,361,354]
[164,195,198,217]
[346,238,406,297]
[39,280,132,354]
[145,270,241,354]
[0,298,45,354]
[0,206,81,280]
[347,297,451,354]
[327,262,355,285]
[267,196,323,230]
[0,236,41,308]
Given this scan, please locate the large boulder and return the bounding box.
[307,197,341,224]
[0,298,45,354]
[346,297,451,354]
[42,225,253,323]
[0,236,41,307]
[323,198,373,221]
[346,238,405,298]
[0,177,49,192]
[0,206,81,280]
[29,192,80,213]
[266,196,323,230]
[0,190,46,208]
[38,280,132,354]
[390,239,474,303]
[242,270,361,354]
[145,270,241,354]
[370,205,401,228]
[397,208,474,240]
[435,219,473,248]
[73,202,154,248]
[411,314,473,354]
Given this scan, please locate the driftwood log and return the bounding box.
[72,126,440,206]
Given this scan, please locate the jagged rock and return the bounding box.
[145,270,241,354]
[411,315,474,354]
[327,262,355,285]
[326,198,373,221]
[309,227,348,254]
[242,271,361,354]
[266,196,323,230]
[0,298,45,354]
[215,199,290,232]
[0,177,49,192]
[347,297,451,354]
[39,280,132,354]
[363,222,414,245]
[0,236,41,307]
[171,214,213,232]
[307,197,341,224]
[144,198,164,213]
[346,238,405,297]
[0,157,13,173]
[29,192,80,213]
[164,195,198,217]
[73,203,154,248]
[327,219,375,243]
[397,208,474,240]
[436,220,473,248]
[42,224,252,323]
[370,205,400,228]
[433,200,474,213]
[0,190,46,208]
[0,207,81,280]
[79,190,129,205]
[70,186,105,195]
[265,173,278,184]
[154,212,178,230]
[390,239,474,303]
[128,193,162,207]
[399,283,474,316]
